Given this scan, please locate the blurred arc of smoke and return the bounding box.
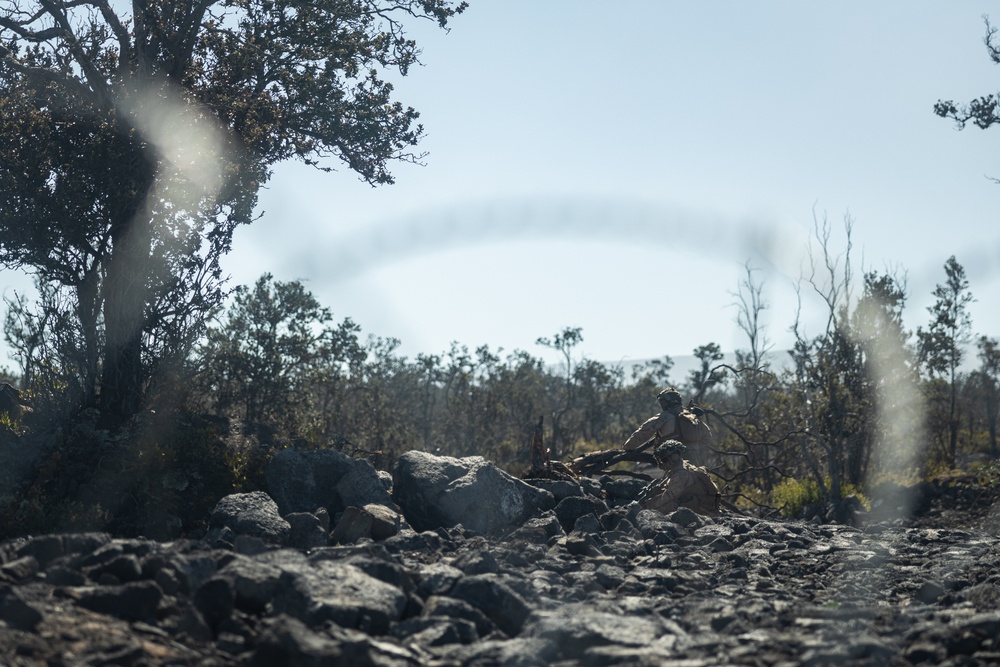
[298,196,812,286]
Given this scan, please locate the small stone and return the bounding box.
[916,580,945,604]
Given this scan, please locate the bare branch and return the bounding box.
[36,0,112,102]
[90,0,130,62]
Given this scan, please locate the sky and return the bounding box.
[3,1,1000,373]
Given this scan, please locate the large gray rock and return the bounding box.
[217,554,286,614]
[392,451,555,535]
[271,559,407,634]
[449,574,532,637]
[554,495,608,533]
[521,602,687,660]
[525,479,586,501]
[285,512,329,550]
[634,508,684,542]
[249,614,422,667]
[330,504,403,545]
[210,491,291,545]
[601,476,648,504]
[75,580,164,623]
[431,638,560,667]
[265,448,397,517]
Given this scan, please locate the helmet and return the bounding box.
[654,440,686,463]
[656,389,682,407]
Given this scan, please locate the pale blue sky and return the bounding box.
[3,2,1000,371]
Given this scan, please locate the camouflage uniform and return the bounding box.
[622,410,678,451]
[621,389,683,451]
[643,441,721,516]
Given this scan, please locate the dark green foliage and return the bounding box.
[186,280,682,470]
[536,327,585,459]
[935,17,1000,133]
[0,0,466,422]
[687,342,727,402]
[975,336,1000,455]
[0,407,266,539]
[195,273,362,431]
[917,256,975,466]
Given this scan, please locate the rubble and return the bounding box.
[1,450,999,666]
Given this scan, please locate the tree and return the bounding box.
[195,273,358,433]
[632,356,674,388]
[731,260,772,371]
[723,261,781,491]
[849,270,919,480]
[917,256,975,466]
[573,358,622,442]
[785,214,902,508]
[3,277,88,416]
[0,0,466,421]
[935,17,1000,135]
[975,335,1000,456]
[686,342,726,402]
[536,326,583,458]
[536,327,583,394]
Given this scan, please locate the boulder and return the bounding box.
[75,580,164,622]
[633,509,685,541]
[392,451,555,535]
[249,614,422,667]
[0,586,43,631]
[391,616,479,646]
[431,638,560,667]
[210,492,290,545]
[554,496,608,533]
[270,559,407,634]
[522,602,683,660]
[265,448,397,517]
[601,476,648,504]
[285,512,329,550]
[525,479,586,501]
[217,554,285,614]
[509,512,566,543]
[423,595,496,637]
[330,504,403,545]
[448,573,532,636]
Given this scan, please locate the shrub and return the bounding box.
[769,476,870,518]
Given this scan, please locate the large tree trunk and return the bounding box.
[76,263,102,408]
[99,193,154,421]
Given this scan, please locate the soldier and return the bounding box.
[621,388,684,451]
[642,441,721,516]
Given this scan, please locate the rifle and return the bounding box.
[567,434,661,478]
[636,476,668,504]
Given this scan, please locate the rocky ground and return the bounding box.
[2,452,1000,666]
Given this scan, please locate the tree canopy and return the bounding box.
[0,0,466,419]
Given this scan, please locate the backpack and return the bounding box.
[676,408,712,446]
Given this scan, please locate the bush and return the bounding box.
[769,476,870,518]
[769,477,823,517]
[0,408,274,540]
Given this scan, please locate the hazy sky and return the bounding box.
[3,2,1000,371]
